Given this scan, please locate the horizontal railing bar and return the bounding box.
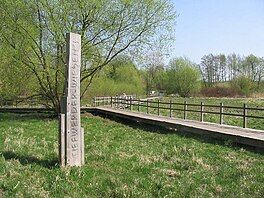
[220,105,243,109]
[246,107,264,111]
[202,104,223,108]
[245,115,264,119]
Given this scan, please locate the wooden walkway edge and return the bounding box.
[88,107,264,151]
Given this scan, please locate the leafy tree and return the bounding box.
[0,0,176,112]
[242,55,264,88]
[87,57,145,98]
[0,43,37,105]
[166,57,200,97]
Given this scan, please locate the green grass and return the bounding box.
[131,97,264,130]
[0,113,264,197]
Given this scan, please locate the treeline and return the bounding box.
[141,53,264,98]
[198,53,264,97]
[84,56,201,99]
[199,53,264,87]
[0,53,263,105]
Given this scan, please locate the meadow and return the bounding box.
[0,112,263,197]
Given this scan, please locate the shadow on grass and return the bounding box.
[1,151,59,169]
[0,113,57,121]
[91,111,264,155]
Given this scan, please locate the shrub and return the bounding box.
[230,76,254,97]
[200,86,240,97]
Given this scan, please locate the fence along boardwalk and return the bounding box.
[91,96,264,150]
[91,106,264,150]
[93,97,264,129]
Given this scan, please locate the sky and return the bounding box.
[170,0,264,63]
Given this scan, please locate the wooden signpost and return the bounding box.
[59,32,84,167]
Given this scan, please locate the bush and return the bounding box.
[230,76,254,97]
[200,86,240,97]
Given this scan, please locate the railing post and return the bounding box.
[243,103,247,128]
[157,100,160,116]
[184,101,187,119]
[200,102,204,122]
[130,96,132,111]
[169,100,172,117]
[147,99,149,114]
[138,99,140,112]
[220,102,224,124]
[111,97,113,107]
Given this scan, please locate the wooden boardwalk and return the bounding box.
[89,106,264,150]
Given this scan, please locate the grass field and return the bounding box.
[0,113,264,197]
[129,97,264,130]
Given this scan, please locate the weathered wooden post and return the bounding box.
[130,96,132,111]
[243,103,247,128]
[92,97,95,107]
[157,100,160,116]
[59,32,85,167]
[200,102,204,122]
[169,100,172,117]
[184,101,187,119]
[114,96,116,108]
[220,103,224,125]
[146,100,149,114]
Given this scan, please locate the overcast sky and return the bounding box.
[170,0,264,63]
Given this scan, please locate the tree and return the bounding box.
[0,42,37,105]
[0,0,176,112]
[166,57,200,97]
[199,54,214,86]
[87,57,145,97]
[140,50,166,94]
[242,55,264,87]
[219,54,227,82]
